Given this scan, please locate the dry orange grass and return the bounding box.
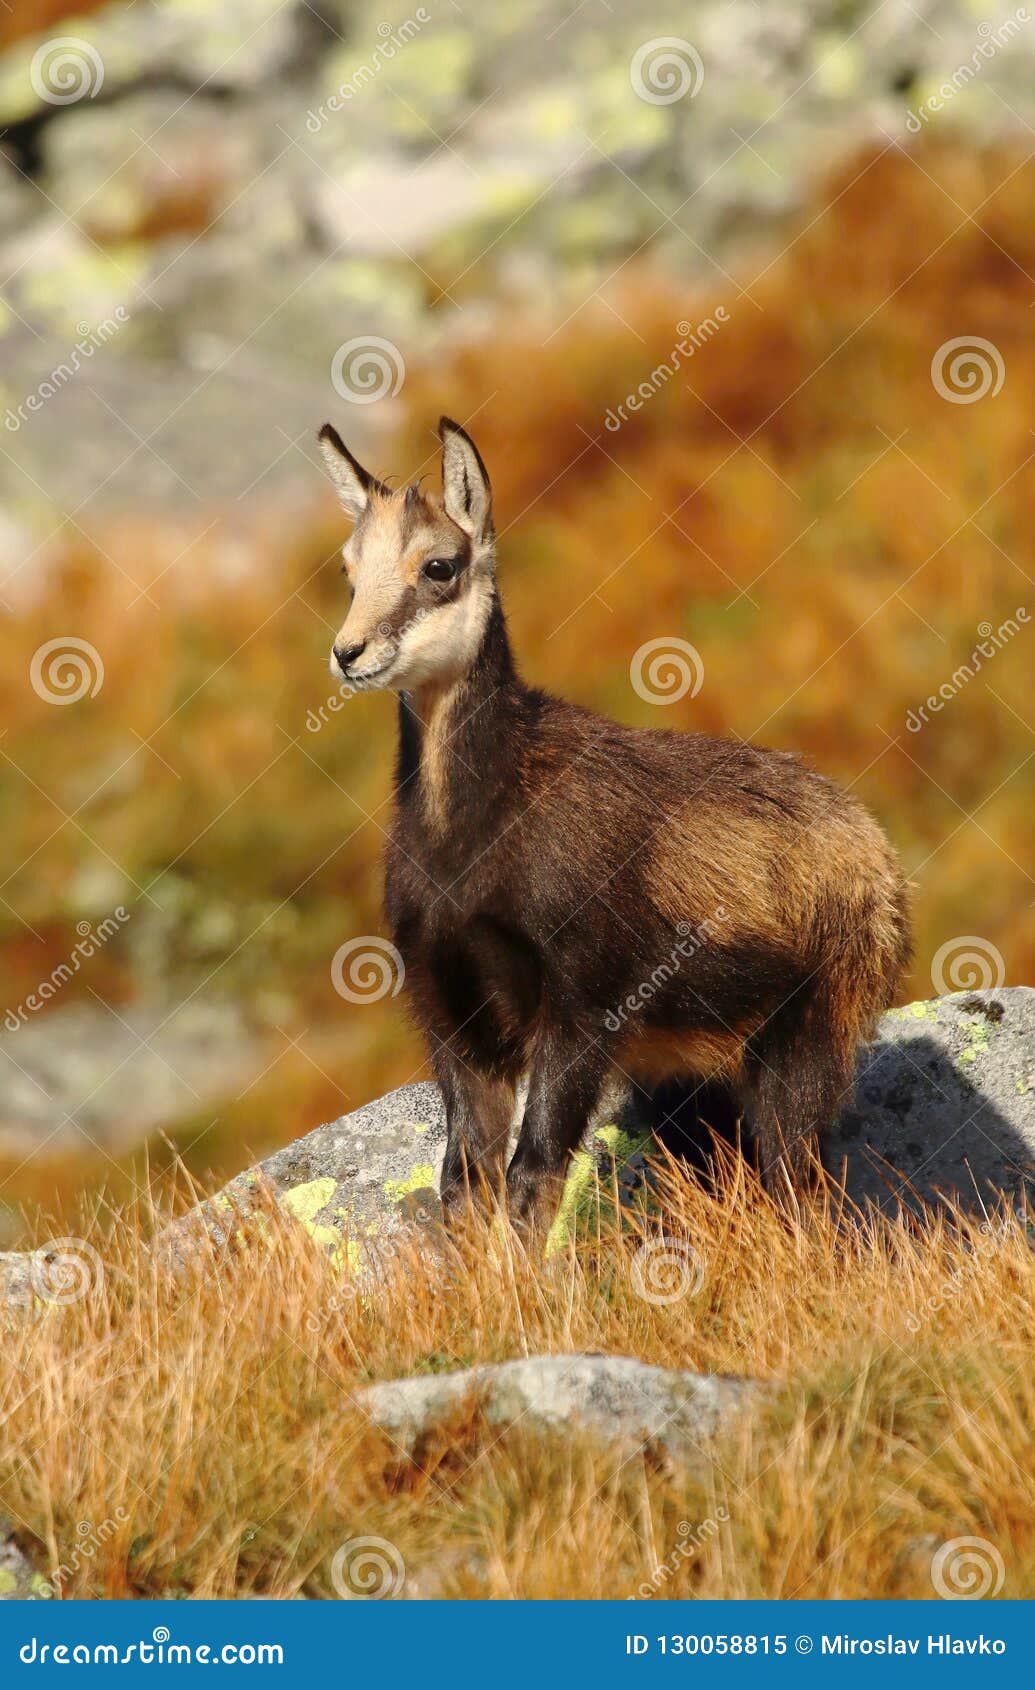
[3,1158,1033,1599]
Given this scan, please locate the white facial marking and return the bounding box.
[396,574,494,690]
[329,485,495,695]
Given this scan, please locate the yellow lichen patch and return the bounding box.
[383,1165,436,1203]
[890,1000,940,1022]
[545,1125,656,1256]
[280,1178,337,1225]
[545,1149,599,1258]
[958,1017,992,1066]
[278,1178,345,1268]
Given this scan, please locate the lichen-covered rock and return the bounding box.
[231,1078,447,1261]
[158,1075,651,1269]
[0,1529,49,1600]
[357,1353,754,1466]
[2,0,1034,545]
[159,988,1035,1273]
[827,988,1035,1216]
[0,1253,37,1317]
[8,991,1035,1305]
[0,0,325,128]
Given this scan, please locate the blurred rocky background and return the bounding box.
[0,0,1033,1243]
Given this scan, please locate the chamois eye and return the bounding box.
[423,557,456,583]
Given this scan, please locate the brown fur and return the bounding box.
[318,417,913,1234]
[618,1024,750,1085]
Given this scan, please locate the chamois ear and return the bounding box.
[439,416,493,541]
[317,423,385,521]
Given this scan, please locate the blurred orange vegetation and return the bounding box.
[0,138,1032,1227]
[401,138,1034,977]
[0,0,109,48]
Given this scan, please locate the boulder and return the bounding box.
[160,1072,650,1267]
[828,988,1035,1216]
[6,990,1034,1304]
[158,988,1035,1271]
[0,0,330,129]
[4,0,1035,551]
[0,1359,751,1596]
[0,1530,49,1600]
[357,1353,753,1466]
[0,997,264,1156]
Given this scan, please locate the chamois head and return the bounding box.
[318,416,495,693]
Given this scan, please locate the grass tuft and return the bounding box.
[2,1157,1033,1599]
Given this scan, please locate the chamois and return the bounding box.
[318,416,911,1234]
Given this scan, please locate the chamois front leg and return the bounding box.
[506,1030,610,1239]
[434,1049,517,1223]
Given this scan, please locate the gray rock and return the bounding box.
[828,988,1035,1217]
[162,1079,450,1268]
[0,0,332,127]
[0,1529,48,1600]
[6,989,1033,1307]
[0,1253,38,1317]
[37,89,269,243]
[0,997,264,1156]
[3,0,1035,549]
[162,1069,649,1265]
[357,1353,753,1465]
[156,989,1035,1273]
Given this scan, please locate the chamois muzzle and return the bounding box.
[333,640,368,677]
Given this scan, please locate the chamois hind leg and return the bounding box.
[741,985,857,1201]
[435,1052,517,1222]
[506,1030,610,1240]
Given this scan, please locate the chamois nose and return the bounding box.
[334,640,367,675]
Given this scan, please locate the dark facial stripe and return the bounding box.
[379,583,420,641]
